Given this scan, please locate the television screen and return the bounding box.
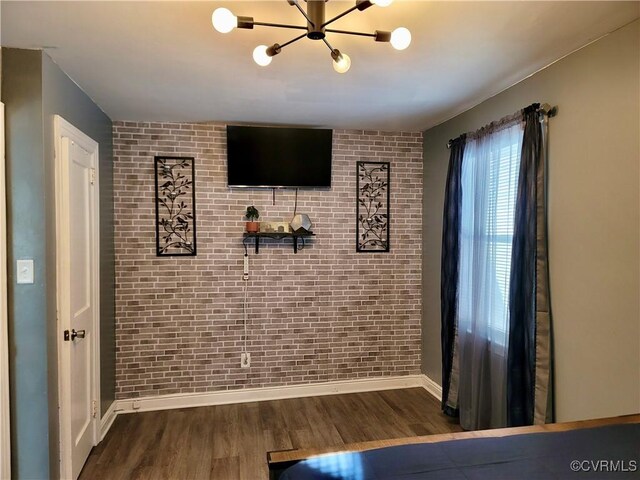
[227,126,332,188]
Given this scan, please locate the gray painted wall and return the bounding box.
[3,47,50,480]
[422,20,640,422]
[2,48,115,479]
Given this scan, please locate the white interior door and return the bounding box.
[55,116,100,480]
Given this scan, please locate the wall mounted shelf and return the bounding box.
[243,232,315,254]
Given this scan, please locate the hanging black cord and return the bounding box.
[242,236,250,255]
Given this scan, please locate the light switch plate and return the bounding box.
[16,259,34,284]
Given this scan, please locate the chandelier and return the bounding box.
[211,0,411,74]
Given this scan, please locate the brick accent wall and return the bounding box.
[113,122,423,399]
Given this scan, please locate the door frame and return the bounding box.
[0,103,11,479]
[54,115,101,479]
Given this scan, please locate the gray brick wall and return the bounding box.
[113,122,423,399]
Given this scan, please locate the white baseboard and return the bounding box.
[99,400,117,441]
[421,374,443,401]
[115,375,427,414]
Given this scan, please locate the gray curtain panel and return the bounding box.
[440,134,465,417]
[507,103,554,426]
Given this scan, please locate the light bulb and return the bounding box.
[253,45,272,67]
[212,8,237,33]
[390,27,411,50]
[332,52,351,74]
[372,0,393,6]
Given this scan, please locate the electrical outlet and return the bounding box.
[241,352,251,368]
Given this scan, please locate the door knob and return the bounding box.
[71,329,86,340]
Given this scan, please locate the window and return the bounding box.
[457,122,523,350]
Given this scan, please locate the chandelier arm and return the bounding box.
[278,33,307,49]
[321,5,359,28]
[325,28,377,38]
[253,21,308,31]
[321,37,336,53]
[290,0,316,27]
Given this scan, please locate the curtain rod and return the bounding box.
[446,103,558,149]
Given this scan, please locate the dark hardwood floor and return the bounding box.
[80,387,462,480]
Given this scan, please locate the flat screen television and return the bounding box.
[227,125,332,188]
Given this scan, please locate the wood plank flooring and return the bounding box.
[80,387,462,480]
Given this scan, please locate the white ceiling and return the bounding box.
[1,1,638,130]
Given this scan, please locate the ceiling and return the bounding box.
[1,1,638,130]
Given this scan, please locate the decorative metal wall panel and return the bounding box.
[154,156,197,256]
[356,161,390,252]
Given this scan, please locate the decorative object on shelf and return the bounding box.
[356,161,390,252]
[211,0,411,74]
[244,206,260,233]
[154,156,196,256]
[260,221,291,234]
[290,214,313,234]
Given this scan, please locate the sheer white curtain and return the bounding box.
[457,118,524,430]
